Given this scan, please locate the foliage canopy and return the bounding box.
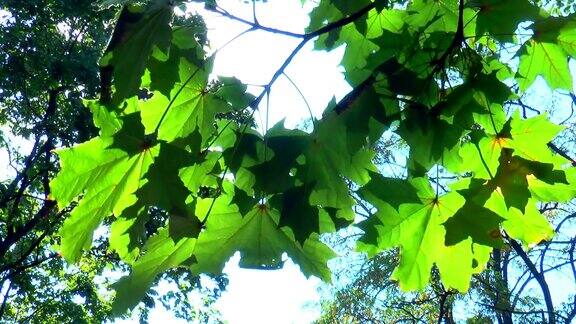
[48,0,576,317]
[0,1,226,321]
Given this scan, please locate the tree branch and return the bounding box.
[547,142,576,166]
[0,281,12,319]
[209,5,304,38]
[0,200,56,261]
[210,1,377,42]
[305,3,375,39]
[508,238,556,324]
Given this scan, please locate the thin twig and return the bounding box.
[508,237,556,324]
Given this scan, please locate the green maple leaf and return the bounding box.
[145,24,208,97]
[179,150,221,195]
[249,123,310,194]
[517,40,572,91]
[437,73,511,134]
[137,142,196,219]
[529,167,576,202]
[374,59,433,98]
[309,4,409,71]
[468,0,541,42]
[52,113,158,262]
[532,14,576,57]
[145,47,181,98]
[407,0,476,35]
[346,149,379,185]
[357,171,421,209]
[515,13,576,91]
[493,150,567,212]
[101,4,173,105]
[137,142,202,240]
[454,135,568,216]
[505,201,554,247]
[458,130,507,179]
[460,112,566,181]
[407,0,458,33]
[273,184,319,244]
[214,76,256,110]
[443,179,505,247]
[397,106,464,172]
[299,115,355,214]
[443,202,504,247]
[140,59,230,143]
[364,8,407,37]
[191,184,335,281]
[363,30,411,79]
[333,23,380,70]
[470,73,513,112]
[307,0,342,32]
[331,0,371,16]
[334,81,397,150]
[51,138,125,209]
[50,104,133,207]
[85,100,123,137]
[109,203,148,264]
[358,178,490,291]
[221,128,272,177]
[57,148,155,263]
[472,103,508,136]
[191,201,284,272]
[505,111,565,163]
[112,227,196,314]
[483,193,554,247]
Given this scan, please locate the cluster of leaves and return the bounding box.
[0,1,116,321]
[0,1,226,322]
[49,0,576,317]
[318,196,576,322]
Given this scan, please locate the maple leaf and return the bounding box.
[101,4,173,105]
[112,228,196,314]
[517,40,572,91]
[505,111,565,163]
[140,59,231,143]
[469,0,541,42]
[52,113,158,262]
[191,184,335,282]
[358,178,490,291]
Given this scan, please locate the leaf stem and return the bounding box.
[282,71,316,128]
